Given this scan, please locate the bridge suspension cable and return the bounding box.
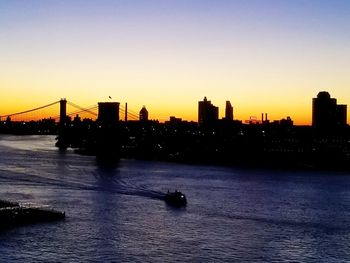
[123,106,140,118]
[51,103,98,121]
[0,101,60,119]
[120,104,139,120]
[0,99,142,122]
[65,106,98,119]
[67,101,98,117]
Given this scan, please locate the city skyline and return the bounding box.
[1,91,348,126]
[1,0,350,124]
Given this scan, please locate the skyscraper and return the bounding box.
[225,101,233,121]
[312,91,347,128]
[198,97,219,124]
[139,106,149,121]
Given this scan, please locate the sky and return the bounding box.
[1,0,350,124]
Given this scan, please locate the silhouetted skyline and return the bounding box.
[0,91,350,171]
[0,92,349,127]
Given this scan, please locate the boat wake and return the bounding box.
[0,165,166,202]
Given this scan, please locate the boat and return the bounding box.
[164,190,187,207]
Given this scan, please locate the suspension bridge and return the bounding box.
[0,99,140,123]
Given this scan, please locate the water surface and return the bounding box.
[0,135,350,262]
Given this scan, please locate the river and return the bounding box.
[0,135,350,262]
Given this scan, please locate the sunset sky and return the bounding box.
[1,0,350,124]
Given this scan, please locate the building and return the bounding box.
[312,91,347,128]
[73,114,81,124]
[280,116,293,126]
[139,106,149,121]
[97,102,120,125]
[198,97,219,124]
[166,116,182,125]
[337,104,347,126]
[225,101,233,121]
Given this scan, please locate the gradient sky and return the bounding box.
[1,0,350,124]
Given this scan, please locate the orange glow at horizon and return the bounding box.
[0,95,347,126]
[0,102,99,122]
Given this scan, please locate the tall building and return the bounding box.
[98,102,120,125]
[225,101,233,121]
[139,106,149,121]
[198,97,219,124]
[312,91,347,128]
[337,105,347,126]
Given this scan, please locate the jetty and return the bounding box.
[0,200,65,227]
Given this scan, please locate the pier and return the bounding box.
[0,200,65,228]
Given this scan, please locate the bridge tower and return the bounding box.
[60,99,67,125]
[97,102,120,125]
